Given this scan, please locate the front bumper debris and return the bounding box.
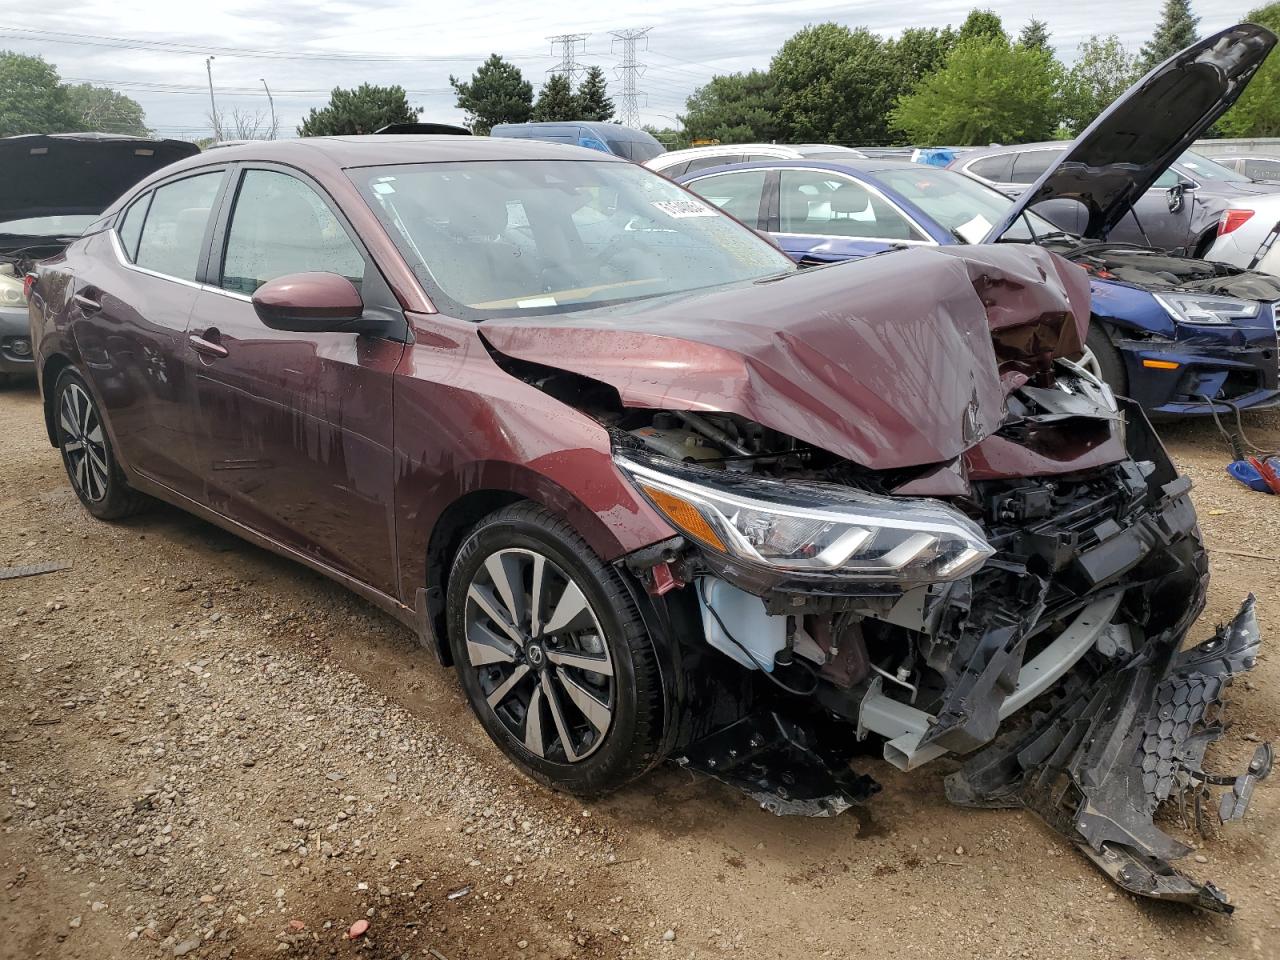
[946,596,1270,913]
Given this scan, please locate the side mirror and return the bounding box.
[252,272,365,333]
[1167,181,1186,214]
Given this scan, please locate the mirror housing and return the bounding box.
[252,272,365,333]
[1167,181,1186,214]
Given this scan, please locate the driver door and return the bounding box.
[186,165,406,594]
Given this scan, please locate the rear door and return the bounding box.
[683,168,770,228]
[185,164,406,593]
[71,167,228,496]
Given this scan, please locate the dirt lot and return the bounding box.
[2,377,1278,960]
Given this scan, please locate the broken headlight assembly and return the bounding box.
[615,453,994,582]
[1153,292,1261,326]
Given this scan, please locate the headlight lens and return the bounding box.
[0,271,25,307]
[1154,292,1260,326]
[617,454,994,583]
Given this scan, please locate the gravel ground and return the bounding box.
[2,377,1277,960]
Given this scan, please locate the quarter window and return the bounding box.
[134,172,223,281]
[116,193,150,262]
[686,170,768,226]
[220,170,365,295]
[778,170,924,241]
[683,154,742,174]
[965,154,1014,182]
[1011,150,1061,183]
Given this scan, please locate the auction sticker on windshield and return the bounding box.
[652,199,717,218]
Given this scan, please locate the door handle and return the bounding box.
[188,333,229,359]
[73,292,102,313]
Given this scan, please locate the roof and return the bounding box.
[169,134,627,173]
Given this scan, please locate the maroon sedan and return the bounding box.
[27,135,1268,910]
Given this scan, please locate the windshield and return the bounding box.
[351,160,792,318]
[1177,150,1251,183]
[872,166,1060,242]
[0,214,96,237]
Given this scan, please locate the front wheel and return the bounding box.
[1082,324,1128,396]
[446,502,665,797]
[53,368,149,520]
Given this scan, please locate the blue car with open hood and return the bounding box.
[678,25,1280,418]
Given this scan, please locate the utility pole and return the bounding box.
[547,33,590,81]
[260,78,277,139]
[205,56,221,141]
[610,28,651,128]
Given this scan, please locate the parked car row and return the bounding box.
[19,22,1276,914]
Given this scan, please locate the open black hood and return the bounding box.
[0,133,199,224]
[985,23,1277,243]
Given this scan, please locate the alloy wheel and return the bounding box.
[464,548,615,763]
[60,382,109,503]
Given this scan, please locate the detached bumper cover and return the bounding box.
[946,596,1270,913]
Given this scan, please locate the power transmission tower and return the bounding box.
[610,28,651,127]
[547,33,590,81]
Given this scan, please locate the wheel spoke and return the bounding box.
[555,669,611,733]
[528,553,545,638]
[467,584,525,647]
[485,664,530,709]
[546,647,613,677]
[484,553,525,631]
[62,439,84,454]
[541,672,578,762]
[523,685,545,757]
[77,389,93,439]
[466,621,518,666]
[86,424,104,445]
[60,396,79,440]
[542,581,589,636]
[73,452,89,495]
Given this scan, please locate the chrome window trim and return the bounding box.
[108,228,252,301]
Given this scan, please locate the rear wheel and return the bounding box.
[53,368,149,520]
[1082,323,1127,396]
[446,502,665,797]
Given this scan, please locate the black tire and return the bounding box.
[1085,323,1127,396]
[446,502,665,797]
[53,368,150,520]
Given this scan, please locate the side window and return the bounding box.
[659,160,692,178]
[686,170,767,226]
[684,154,742,174]
[1244,158,1280,180]
[116,193,151,262]
[1153,168,1180,189]
[1011,150,1061,183]
[778,170,924,241]
[134,172,223,281]
[966,154,1014,183]
[220,170,365,296]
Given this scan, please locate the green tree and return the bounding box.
[449,54,533,134]
[1137,0,1200,71]
[642,124,687,150]
[64,83,150,135]
[772,24,896,145]
[297,83,416,136]
[532,73,579,122]
[0,52,79,136]
[958,9,1006,43]
[1017,18,1052,51]
[1219,3,1280,136]
[1061,35,1140,135]
[680,69,782,143]
[577,66,614,121]
[886,27,958,98]
[891,35,1065,145]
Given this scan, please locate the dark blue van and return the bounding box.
[488,121,666,162]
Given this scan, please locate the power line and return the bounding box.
[546,33,590,81]
[610,27,651,128]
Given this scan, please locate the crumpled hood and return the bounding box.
[481,245,1091,470]
[0,133,199,224]
[986,23,1276,243]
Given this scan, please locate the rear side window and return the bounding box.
[686,170,768,226]
[134,172,223,281]
[116,193,150,262]
[220,169,365,295]
[684,154,742,174]
[965,154,1014,182]
[659,159,692,177]
[1011,150,1061,183]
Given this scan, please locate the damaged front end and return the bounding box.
[482,245,1269,911]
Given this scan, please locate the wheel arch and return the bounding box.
[40,352,75,447]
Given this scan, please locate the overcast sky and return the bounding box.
[0,0,1241,139]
